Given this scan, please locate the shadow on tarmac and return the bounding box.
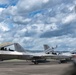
[62,64,76,75]
[13,60,51,65]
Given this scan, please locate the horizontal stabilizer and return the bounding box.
[0,42,13,48]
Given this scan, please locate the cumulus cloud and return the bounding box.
[0,0,76,51]
[40,22,76,38]
[0,0,9,5]
[62,13,76,24]
[13,16,31,24]
[0,22,10,31]
[17,0,62,13]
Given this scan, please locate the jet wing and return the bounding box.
[32,54,71,60]
[0,42,13,48]
[46,54,71,60]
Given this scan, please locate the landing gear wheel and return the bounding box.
[0,59,3,61]
[33,60,38,65]
[59,60,67,64]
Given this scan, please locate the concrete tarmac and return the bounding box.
[0,60,72,75]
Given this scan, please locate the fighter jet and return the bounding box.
[43,44,76,63]
[0,42,70,64]
[14,43,71,64]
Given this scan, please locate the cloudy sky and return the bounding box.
[0,0,76,51]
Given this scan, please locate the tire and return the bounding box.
[59,60,67,63]
[34,61,38,64]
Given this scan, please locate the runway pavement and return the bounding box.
[0,60,72,75]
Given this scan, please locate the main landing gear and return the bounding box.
[32,60,38,64]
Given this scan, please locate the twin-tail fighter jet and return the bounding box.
[44,44,76,63]
[0,42,71,64]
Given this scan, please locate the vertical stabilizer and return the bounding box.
[14,43,25,52]
[44,45,50,50]
[44,45,54,54]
